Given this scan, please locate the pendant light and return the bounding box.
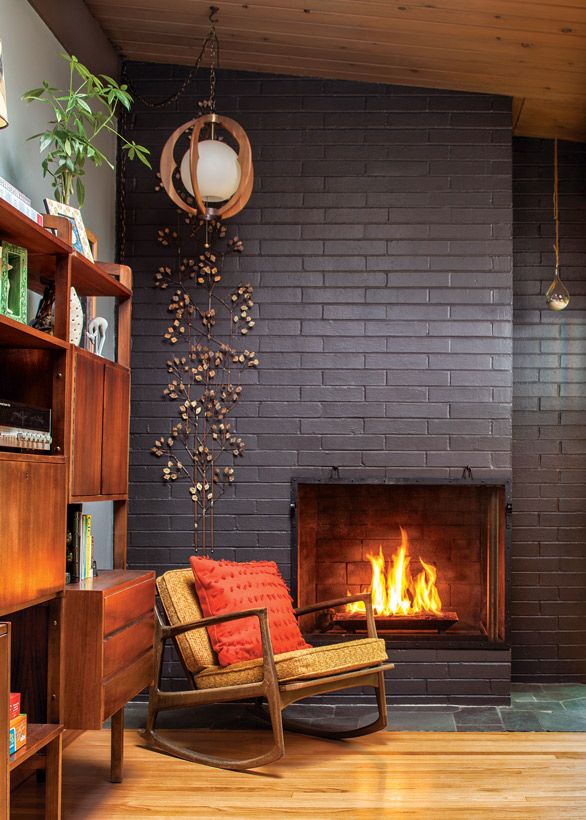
[545,138,570,311]
[160,8,253,222]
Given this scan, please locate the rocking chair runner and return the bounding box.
[141,569,394,771]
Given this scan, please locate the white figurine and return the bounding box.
[86,316,108,356]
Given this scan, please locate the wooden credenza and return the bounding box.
[63,570,155,780]
[64,570,155,729]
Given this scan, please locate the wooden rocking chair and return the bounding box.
[140,569,394,771]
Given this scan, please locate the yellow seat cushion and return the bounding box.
[157,568,217,674]
[194,637,388,690]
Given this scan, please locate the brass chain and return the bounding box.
[553,137,560,272]
[117,6,220,263]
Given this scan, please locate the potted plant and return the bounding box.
[23,53,150,207]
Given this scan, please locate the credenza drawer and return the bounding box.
[103,576,155,637]
[103,650,154,719]
[104,613,155,679]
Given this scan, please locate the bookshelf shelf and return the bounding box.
[9,724,63,772]
[0,452,65,468]
[0,314,69,350]
[71,254,132,300]
[0,198,69,257]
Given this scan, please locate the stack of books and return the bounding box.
[0,176,43,226]
[66,510,95,582]
[8,693,27,756]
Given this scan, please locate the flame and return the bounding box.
[346,527,443,616]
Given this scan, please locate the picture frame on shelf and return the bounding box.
[0,241,28,324]
[44,198,94,261]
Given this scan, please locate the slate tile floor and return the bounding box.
[129,684,586,732]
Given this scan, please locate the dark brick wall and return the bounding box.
[512,138,586,682]
[122,65,515,698]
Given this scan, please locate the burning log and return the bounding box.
[340,526,459,633]
[333,610,459,634]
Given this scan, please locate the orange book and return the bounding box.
[9,714,27,755]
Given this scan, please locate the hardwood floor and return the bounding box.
[10,729,586,818]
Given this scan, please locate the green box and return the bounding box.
[0,242,28,324]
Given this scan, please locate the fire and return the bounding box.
[346,527,442,617]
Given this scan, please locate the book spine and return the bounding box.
[72,512,80,582]
[0,187,43,225]
[86,515,92,579]
[80,514,86,581]
[0,176,32,206]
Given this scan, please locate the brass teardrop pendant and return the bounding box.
[546,139,570,311]
[546,268,570,311]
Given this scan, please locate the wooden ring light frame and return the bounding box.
[160,113,253,220]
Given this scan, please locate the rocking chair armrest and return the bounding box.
[160,607,270,640]
[294,593,379,639]
[294,593,373,617]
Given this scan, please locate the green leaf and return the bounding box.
[77,97,92,114]
[76,177,85,208]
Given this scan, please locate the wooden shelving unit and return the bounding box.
[0,315,69,350]
[8,724,63,773]
[0,197,150,818]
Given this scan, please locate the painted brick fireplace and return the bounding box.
[122,64,586,704]
[293,479,508,641]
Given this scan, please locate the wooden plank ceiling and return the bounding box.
[86,0,586,142]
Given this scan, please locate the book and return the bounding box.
[9,693,20,721]
[0,185,43,226]
[0,175,31,206]
[9,714,27,755]
[66,508,96,581]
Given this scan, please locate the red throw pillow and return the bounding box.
[190,556,310,667]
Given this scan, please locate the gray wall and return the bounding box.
[123,66,514,690]
[512,137,586,682]
[0,0,117,567]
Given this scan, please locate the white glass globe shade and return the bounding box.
[180,139,241,203]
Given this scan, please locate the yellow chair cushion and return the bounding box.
[157,568,217,673]
[194,637,388,690]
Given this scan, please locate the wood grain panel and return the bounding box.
[71,350,105,498]
[103,576,155,637]
[103,614,154,679]
[85,0,586,141]
[64,571,156,730]
[102,651,153,719]
[101,364,130,497]
[0,460,66,615]
[10,729,586,818]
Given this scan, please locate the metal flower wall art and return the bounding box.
[150,186,258,554]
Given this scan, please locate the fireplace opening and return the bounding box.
[292,479,509,646]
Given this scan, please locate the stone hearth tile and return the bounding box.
[456,724,505,733]
[524,701,567,713]
[560,697,586,711]
[392,705,462,714]
[453,707,504,728]
[536,711,586,732]
[533,684,586,701]
[499,709,543,731]
[387,711,456,732]
[511,690,538,703]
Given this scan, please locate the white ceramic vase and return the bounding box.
[69,286,84,345]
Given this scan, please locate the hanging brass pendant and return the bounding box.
[546,268,570,311]
[546,139,570,312]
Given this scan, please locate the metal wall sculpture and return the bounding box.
[150,189,258,554]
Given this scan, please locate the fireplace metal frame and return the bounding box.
[290,476,512,649]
